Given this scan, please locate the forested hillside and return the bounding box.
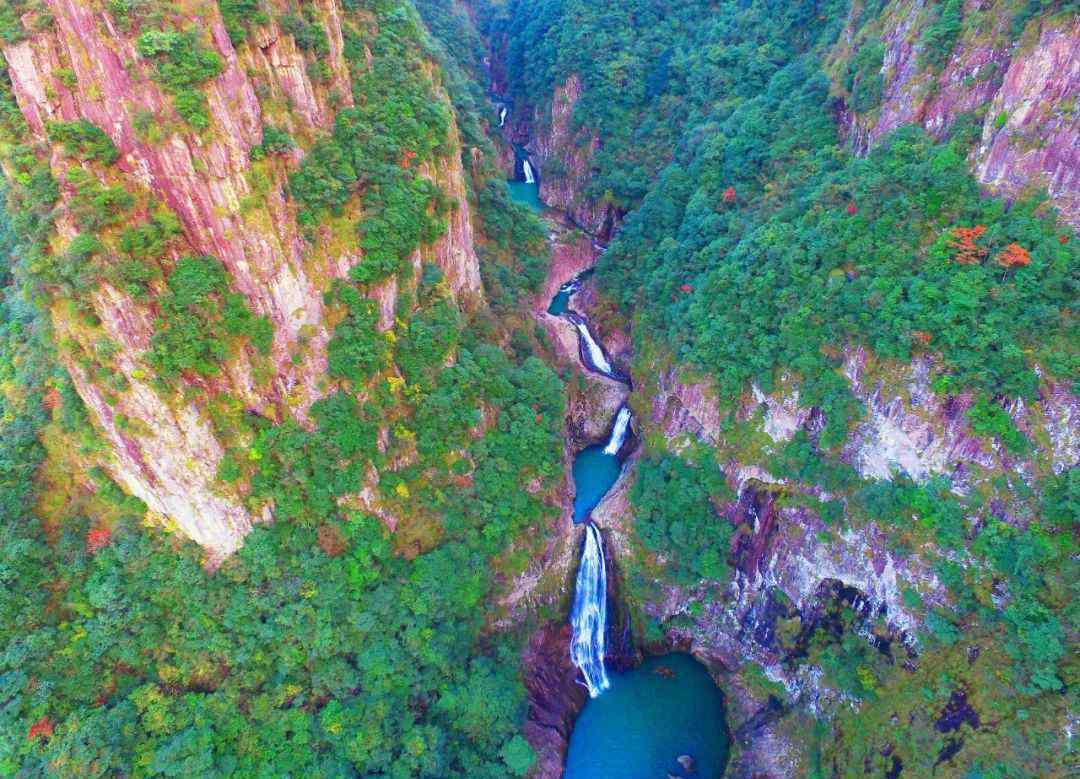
[483,0,1077,775]
[0,0,558,774]
[0,0,1076,777]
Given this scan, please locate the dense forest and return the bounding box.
[0,0,560,774]
[0,0,1077,777]
[484,0,1077,775]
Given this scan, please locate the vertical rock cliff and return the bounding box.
[1,0,483,559]
[526,75,618,237]
[831,0,1079,226]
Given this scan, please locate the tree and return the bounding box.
[948,225,987,264]
[997,242,1032,268]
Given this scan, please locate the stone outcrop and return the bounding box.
[835,1,1080,226]
[522,622,588,779]
[975,19,1080,228]
[1,1,483,559]
[630,341,1076,773]
[526,75,619,238]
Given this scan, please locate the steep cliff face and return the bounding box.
[628,340,1076,774]
[1,0,483,559]
[832,0,1080,226]
[525,75,617,237]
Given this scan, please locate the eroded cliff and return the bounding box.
[1,0,483,559]
[831,0,1080,226]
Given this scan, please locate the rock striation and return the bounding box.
[1,0,483,559]
[835,2,1080,226]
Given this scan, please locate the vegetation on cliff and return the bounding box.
[0,0,559,776]
[494,0,1076,775]
[0,0,1075,776]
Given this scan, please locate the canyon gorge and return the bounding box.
[0,0,1076,777]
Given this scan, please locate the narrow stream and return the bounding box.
[572,406,631,523]
[529,166,729,778]
[541,228,732,779]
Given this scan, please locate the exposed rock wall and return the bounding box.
[526,75,617,237]
[1,0,484,559]
[629,341,1076,773]
[834,1,1080,226]
[522,623,588,779]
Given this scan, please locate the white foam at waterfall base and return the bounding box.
[573,319,614,376]
[499,106,507,127]
[570,524,610,697]
[523,159,536,184]
[603,406,632,455]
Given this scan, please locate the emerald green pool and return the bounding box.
[571,444,622,523]
[548,287,572,316]
[507,180,543,212]
[564,653,731,779]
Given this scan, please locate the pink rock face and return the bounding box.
[976,20,1080,227]
[844,7,1080,227]
[416,106,484,306]
[530,75,618,237]
[535,224,597,311]
[1,1,483,559]
[649,367,723,445]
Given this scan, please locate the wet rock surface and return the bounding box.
[522,624,589,779]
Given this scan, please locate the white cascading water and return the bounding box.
[570,523,610,697]
[499,105,508,127]
[572,318,614,377]
[603,406,632,455]
[523,158,536,184]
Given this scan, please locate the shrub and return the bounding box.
[220,0,269,45]
[325,280,388,384]
[149,255,272,378]
[250,124,295,160]
[279,12,329,54]
[845,41,885,113]
[136,29,223,130]
[47,119,119,164]
[967,395,1030,453]
[65,167,135,232]
[919,0,963,71]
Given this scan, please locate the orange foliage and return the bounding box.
[399,149,418,169]
[28,716,52,741]
[316,523,347,557]
[41,386,61,411]
[846,202,858,215]
[948,225,988,265]
[911,330,933,346]
[679,283,694,293]
[722,186,737,204]
[86,525,111,555]
[1059,235,1070,245]
[997,242,1032,268]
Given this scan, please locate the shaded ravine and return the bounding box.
[542,260,633,698]
[503,91,730,777]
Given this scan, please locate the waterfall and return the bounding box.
[523,158,536,184]
[603,406,632,455]
[571,316,614,377]
[559,276,581,296]
[571,523,610,697]
[499,105,508,127]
